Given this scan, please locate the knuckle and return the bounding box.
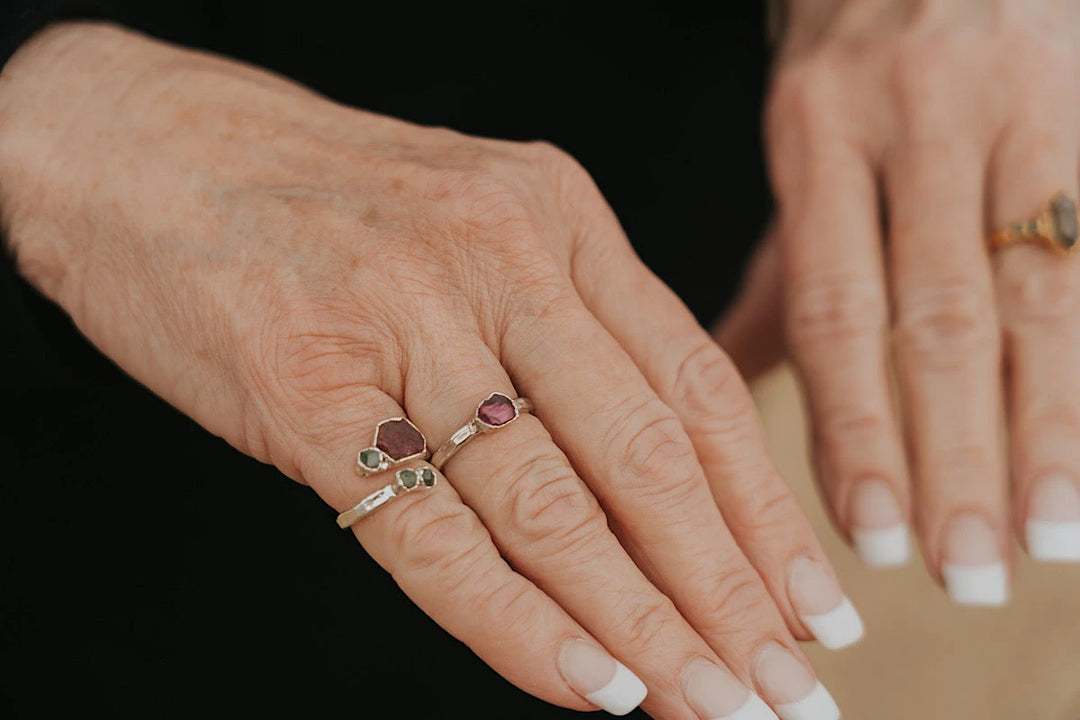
[527,140,588,181]
[728,481,805,539]
[1019,401,1080,442]
[696,567,772,638]
[894,279,997,367]
[1000,266,1080,327]
[500,450,604,554]
[767,59,837,136]
[471,580,544,634]
[392,499,488,574]
[447,170,539,244]
[670,340,747,417]
[815,407,895,463]
[622,596,683,650]
[605,399,701,502]
[785,272,887,349]
[890,42,954,126]
[923,441,998,489]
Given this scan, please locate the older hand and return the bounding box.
[0,22,860,719]
[720,0,1080,603]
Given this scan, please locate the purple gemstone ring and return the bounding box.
[355,417,430,477]
[430,392,534,470]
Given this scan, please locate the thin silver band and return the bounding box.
[336,465,438,528]
[431,394,533,470]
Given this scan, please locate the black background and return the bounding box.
[0,2,771,717]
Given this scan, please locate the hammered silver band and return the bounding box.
[430,392,533,470]
[337,465,438,528]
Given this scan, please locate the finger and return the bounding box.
[287,385,639,714]
[990,117,1080,564]
[887,140,1010,606]
[564,187,865,651]
[401,330,776,720]
[778,140,912,569]
[713,230,786,380]
[494,283,843,715]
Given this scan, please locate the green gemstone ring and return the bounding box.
[336,465,439,529]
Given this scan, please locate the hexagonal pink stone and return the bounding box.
[375,419,426,460]
[477,393,516,427]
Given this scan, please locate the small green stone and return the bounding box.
[421,468,436,487]
[398,468,418,489]
[359,448,382,470]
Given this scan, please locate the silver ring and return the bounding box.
[355,417,430,477]
[337,465,438,528]
[430,392,534,470]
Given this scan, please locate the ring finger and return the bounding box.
[990,118,1080,564]
[401,326,777,720]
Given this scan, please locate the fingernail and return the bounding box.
[849,479,910,567]
[1026,473,1080,563]
[941,513,1009,607]
[752,642,840,720]
[787,557,864,650]
[557,639,646,716]
[683,658,777,720]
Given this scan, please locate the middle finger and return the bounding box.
[496,288,840,717]
[887,138,1010,606]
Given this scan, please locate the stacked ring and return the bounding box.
[337,465,438,528]
[431,392,534,470]
[355,417,430,476]
[337,393,532,528]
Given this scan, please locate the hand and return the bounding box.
[719,0,1080,602]
[1,22,860,718]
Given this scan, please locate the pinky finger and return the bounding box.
[303,413,645,715]
[345,468,642,713]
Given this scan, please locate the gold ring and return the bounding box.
[989,192,1079,255]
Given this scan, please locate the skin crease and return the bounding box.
[718,0,1080,586]
[0,21,850,720]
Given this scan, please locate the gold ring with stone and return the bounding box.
[989,192,1080,255]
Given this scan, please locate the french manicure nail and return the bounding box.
[850,479,910,567]
[683,658,777,720]
[557,639,646,716]
[1026,473,1080,563]
[941,513,1009,607]
[787,557,864,650]
[753,642,840,720]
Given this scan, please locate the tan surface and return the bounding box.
[751,365,1080,720]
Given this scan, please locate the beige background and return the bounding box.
[751,365,1080,720]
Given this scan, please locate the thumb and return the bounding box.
[712,229,785,381]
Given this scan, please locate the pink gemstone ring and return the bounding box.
[430,392,534,470]
[355,417,430,477]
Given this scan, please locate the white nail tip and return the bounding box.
[1027,520,1080,562]
[585,661,647,716]
[716,693,780,720]
[801,596,865,650]
[774,682,841,720]
[942,562,1009,606]
[852,525,910,567]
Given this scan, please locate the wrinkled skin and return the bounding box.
[0,22,846,718]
